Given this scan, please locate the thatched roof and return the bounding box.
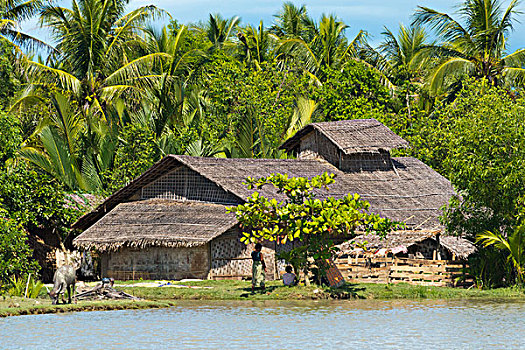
[440,236,477,260]
[280,119,410,154]
[337,230,476,260]
[73,200,237,252]
[73,154,454,232]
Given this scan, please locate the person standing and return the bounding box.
[251,243,266,292]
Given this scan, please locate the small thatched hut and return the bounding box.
[73,119,459,281]
[337,230,476,261]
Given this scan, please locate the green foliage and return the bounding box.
[0,39,19,106]
[0,109,22,163]
[477,224,525,285]
[204,56,312,150]
[107,123,159,193]
[314,62,393,121]
[228,173,397,279]
[403,80,525,238]
[7,275,44,298]
[413,0,525,94]
[0,216,39,290]
[467,248,511,289]
[0,164,82,244]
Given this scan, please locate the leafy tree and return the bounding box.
[106,123,159,193]
[0,38,19,106]
[413,0,525,94]
[313,61,393,121]
[404,80,525,239]
[0,215,40,290]
[0,109,21,162]
[229,173,396,283]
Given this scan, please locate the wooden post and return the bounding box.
[24,273,31,298]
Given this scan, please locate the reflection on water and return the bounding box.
[1,299,524,349]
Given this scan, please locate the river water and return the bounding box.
[1,299,524,349]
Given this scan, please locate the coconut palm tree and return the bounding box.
[236,21,277,69]
[204,13,240,49]
[21,0,165,117]
[0,0,50,51]
[377,24,430,84]
[18,93,107,191]
[477,223,525,285]
[413,0,525,94]
[270,2,311,39]
[140,25,204,137]
[276,14,366,80]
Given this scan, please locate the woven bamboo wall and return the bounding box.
[141,166,242,204]
[102,245,210,280]
[340,151,392,172]
[298,131,340,167]
[210,229,277,280]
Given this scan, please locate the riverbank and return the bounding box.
[0,297,176,317]
[1,280,523,317]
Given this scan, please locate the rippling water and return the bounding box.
[1,299,524,349]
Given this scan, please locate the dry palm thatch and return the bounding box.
[280,119,410,154]
[73,200,237,252]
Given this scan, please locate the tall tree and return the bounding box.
[22,0,164,116]
[413,0,525,94]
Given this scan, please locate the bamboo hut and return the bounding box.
[73,119,458,281]
[334,231,476,287]
[337,230,476,260]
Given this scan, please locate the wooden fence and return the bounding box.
[334,257,473,287]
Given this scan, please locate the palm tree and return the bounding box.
[204,13,240,49]
[21,0,165,117]
[276,14,366,79]
[370,24,433,113]
[0,0,50,51]
[377,24,430,84]
[270,2,310,39]
[413,0,525,94]
[477,223,525,285]
[236,21,277,69]
[140,25,203,137]
[18,93,107,191]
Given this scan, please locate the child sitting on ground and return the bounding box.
[282,266,297,286]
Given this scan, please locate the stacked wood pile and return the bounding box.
[334,257,473,287]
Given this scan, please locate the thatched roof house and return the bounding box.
[337,230,476,260]
[73,119,463,280]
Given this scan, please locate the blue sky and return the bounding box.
[23,0,524,51]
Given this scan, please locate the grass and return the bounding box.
[117,279,525,301]
[2,280,523,317]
